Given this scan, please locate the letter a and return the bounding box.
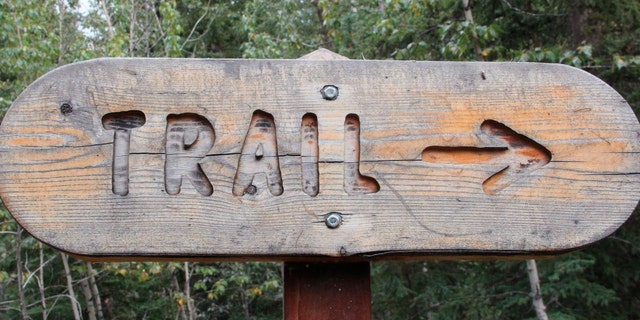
[233,110,283,196]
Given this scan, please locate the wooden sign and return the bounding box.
[1,58,639,260]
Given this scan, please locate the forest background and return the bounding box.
[1,0,639,319]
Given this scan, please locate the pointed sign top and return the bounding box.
[298,48,349,60]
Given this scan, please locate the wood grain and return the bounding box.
[1,58,639,260]
[283,262,371,319]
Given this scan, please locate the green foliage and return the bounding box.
[1,0,639,319]
[240,0,325,58]
[190,262,281,319]
[176,0,246,58]
[0,0,93,114]
[372,261,530,319]
[96,262,176,319]
[82,0,184,57]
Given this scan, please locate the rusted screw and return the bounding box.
[245,185,257,195]
[60,103,73,115]
[325,212,342,229]
[320,85,339,101]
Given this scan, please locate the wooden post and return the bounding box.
[284,262,371,320]
[282,50,371,320]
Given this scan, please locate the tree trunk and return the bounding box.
[86,263,105,320]
[526,259,549,320]
[311,0,334,50]
[57,0,65,65]
[184,262,197,320]
[16,225,29,320]
[80,277,98,320]
[128,0,136,57]
[100,0,115,39]
[61,253,81,320]
[170,265,188,320]
[461,0,484,61]
[38,242,47,320]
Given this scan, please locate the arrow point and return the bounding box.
[481,120,551,194]
[482,167,515,195]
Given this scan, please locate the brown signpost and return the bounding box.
[1,50,640,318]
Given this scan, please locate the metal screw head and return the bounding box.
[60,103,73,115]
[325,212,342,229]
[245,185,257,195]
[320,85,339,101]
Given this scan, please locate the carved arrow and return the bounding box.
[422,120,551,195]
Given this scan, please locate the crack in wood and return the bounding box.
[97,113,560,198]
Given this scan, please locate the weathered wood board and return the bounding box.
[1,58,639,260]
